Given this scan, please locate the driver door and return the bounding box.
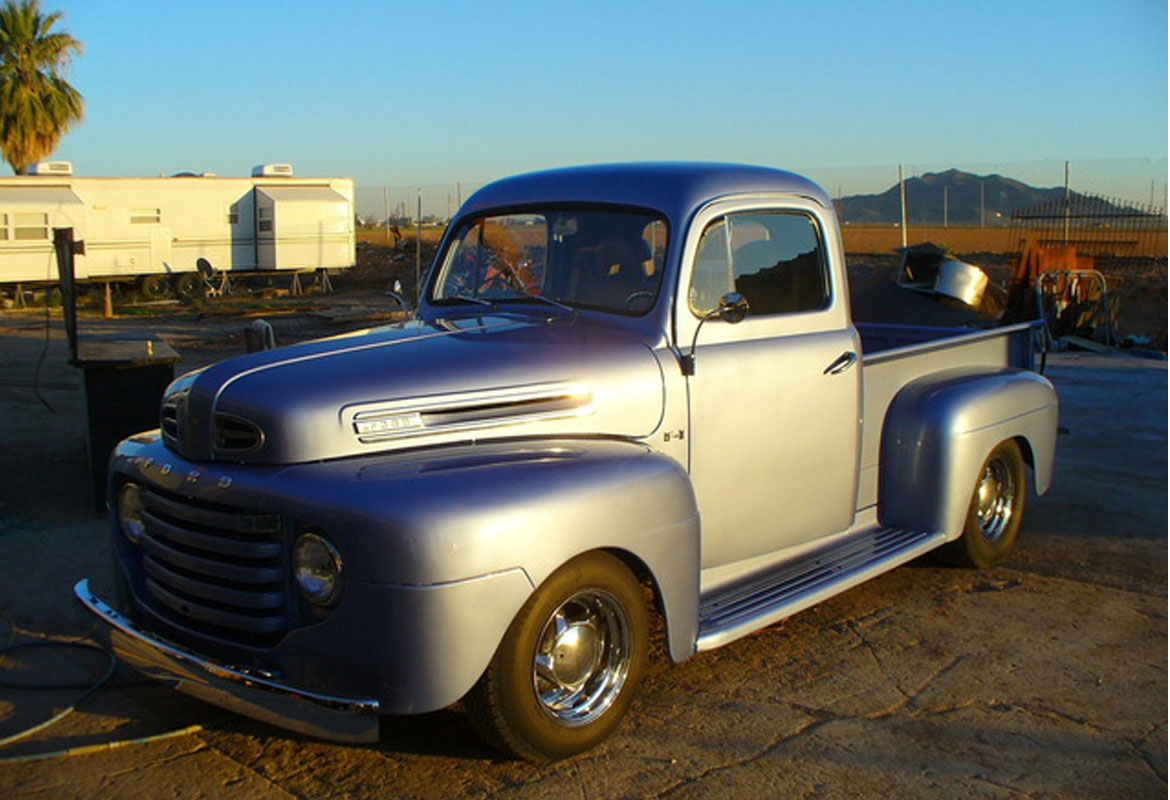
[682,202,861,572]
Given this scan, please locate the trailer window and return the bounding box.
[0,213,7,240]
[257,206,272,232]
[131,208,161,224]
[228,204,239,225]
[13,212,48,240]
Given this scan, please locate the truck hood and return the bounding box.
[161,313,666,464]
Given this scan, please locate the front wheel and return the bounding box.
[466,551,649,762]
[940,439,1027,568]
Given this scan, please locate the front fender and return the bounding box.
[878,368,1058,538]
[321,438,702,664]
[110,436,700,713]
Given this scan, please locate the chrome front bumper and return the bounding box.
[73,579,380,743]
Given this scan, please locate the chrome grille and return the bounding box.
[137,488,289,643]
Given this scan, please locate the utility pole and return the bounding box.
[1063,161,1071,246]
[383,187,390,245]
[415,188,422,306]
[898,165,908,249]
[980,181,985,229]
[943,186,948,228]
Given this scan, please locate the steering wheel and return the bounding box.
[480,273,514,292]
[625,290,654,310]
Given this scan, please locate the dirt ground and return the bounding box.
[0,280,1165,799]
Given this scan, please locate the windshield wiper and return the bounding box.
[510,294,575,316]
[443,294,494,307]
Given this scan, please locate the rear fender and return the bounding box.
[878,368,1058,539]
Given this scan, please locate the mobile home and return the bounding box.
[0,163,354,296]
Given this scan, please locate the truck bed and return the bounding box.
[854,321,1042,511]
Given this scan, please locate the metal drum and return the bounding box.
[936,258,989,307]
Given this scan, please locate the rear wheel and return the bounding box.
[173,272,203,300]
[466,551,649,762]
[137,274,169,300]
[940,440,1027,568]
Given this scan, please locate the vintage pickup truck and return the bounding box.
[76,163,1058,761]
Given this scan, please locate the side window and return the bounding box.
[0,213,8,240]
[690,211,830,317]
[689,219,732,315]
[13,212,49,240]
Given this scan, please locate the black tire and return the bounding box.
[939,440,1027,568]
[466,551,649,762]
[173,272,203,300]
[138,274,169,300]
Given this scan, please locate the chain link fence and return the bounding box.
[350,158,1166,346]
[355,158,1166,228]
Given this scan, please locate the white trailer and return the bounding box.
[0,163,355,298]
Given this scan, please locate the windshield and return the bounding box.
[430,208,667,315]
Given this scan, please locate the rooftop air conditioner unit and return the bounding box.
[28,161,73,176]
[252,163,294,178]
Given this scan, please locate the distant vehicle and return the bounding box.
[0,162,354,299]
[77,163,1058,762]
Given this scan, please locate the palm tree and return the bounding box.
[0,0,82,174]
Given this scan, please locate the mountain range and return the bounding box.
[833,169,1130,225]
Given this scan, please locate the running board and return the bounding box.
[696,527,945,652]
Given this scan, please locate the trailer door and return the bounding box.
[150,226,172,271]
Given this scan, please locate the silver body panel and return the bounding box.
[164,315,666,464]
[856,322,1053,513]
[878,367,1058,537]
[674,194,864,583]
[78,163,1058,743]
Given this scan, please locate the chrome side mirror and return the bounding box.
[715,292,749,324]
[681,292,750,376]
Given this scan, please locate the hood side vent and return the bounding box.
[348,383,593,444]
[422,395,584,427]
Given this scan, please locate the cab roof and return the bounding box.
[458,162,831,227]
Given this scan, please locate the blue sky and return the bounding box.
[40,0,1170,203]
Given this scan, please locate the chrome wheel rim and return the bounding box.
[532,589,631,726]
[975,454,1016,543]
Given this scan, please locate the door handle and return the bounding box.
[823,351,858,375]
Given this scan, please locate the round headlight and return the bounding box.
[293,532,343,607]
[118,483,146,543]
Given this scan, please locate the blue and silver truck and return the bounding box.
[76,163,1058,761]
